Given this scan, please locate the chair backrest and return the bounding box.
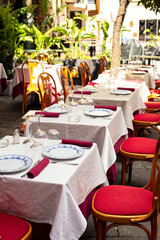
[60,67,74,102]
[70,66,79,79]
[38,72,58,110]
[99,56,108,73]
[22,60,44,88]
[35,54,52,64]
[149,135,160,196]
[80,61,91,87]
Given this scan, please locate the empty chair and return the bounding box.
[35,53,52,64]
[60,67,74,102]
[133,113,160,137]
[80,61,91,87]
[144,101,160,113]
[0,212,32,239]
[99,56,109,73]
[38,72,58,110]
[120,136,160,185]
[92,135,160,240]
[22,60,44,114]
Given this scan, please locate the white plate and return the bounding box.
[0,154,33,173]
[110,89,132,95]
[44,105,69,114]
[140,66,153,69]
[42,144,84,160]
[85,108,113,117]
[82,87,97,92]
[132,71,146,75]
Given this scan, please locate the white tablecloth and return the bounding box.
[0,63,7,79]
[24,106,127,172]
[68,82,149,130]
[12,63,62,95]
[0,136,107,240]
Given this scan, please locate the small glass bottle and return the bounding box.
[13,129,20,144]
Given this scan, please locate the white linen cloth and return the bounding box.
[0,63,7,79]
[138,66,156,88]
[25,107,127,172]
[0,136,107,240]
[12,63,62,93]
[68,82,148,130]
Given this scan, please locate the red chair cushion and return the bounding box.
[149,89,160,94]
[144,101,160,109]
[121,137,157,154]
[134,113,160,122]
[0,212,30,240]
[94,185,153,215]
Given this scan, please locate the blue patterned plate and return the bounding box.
[85,108,113,117]
[44,105,68,114]
[42,144,84,160]
[110,89,132,95]
[0,154,33,173]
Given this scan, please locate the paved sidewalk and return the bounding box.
[0,94,160,239]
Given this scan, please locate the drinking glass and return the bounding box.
[33,114,46,140]
[46,129,60,144]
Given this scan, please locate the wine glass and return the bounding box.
[30,142,43,160]
[69,90,77,106]
[33,114,46,140]
[46,129,60,144]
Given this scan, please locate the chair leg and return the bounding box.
[128,162,133,183]
[151,211,159,240]
[96,219,106,240]
[121,156,127,185]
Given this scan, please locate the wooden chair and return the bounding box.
[99,56,108,73]
[60,67,74,102]
[144,101,160,113]
[80,61,91,87]
[0,212,32,239]
[35,53,52,64]
[120,137,160,186]
[92,135,160,240]
[22,60,44,114]
[38,72,58,111]
[133,113,160,137]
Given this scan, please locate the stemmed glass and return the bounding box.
[46,129,60,144]
[33,114,46,140]
[77,90,87,105]
[69,90,77,106]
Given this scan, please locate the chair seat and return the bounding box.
[121,137,157,154]
[0,212,30,240]
[134,113,160,122]
[144,101,160,109]
[149,89,160,94]
[94,185,153,215]
[26,83,39,91]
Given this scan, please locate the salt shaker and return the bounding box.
[13,129,20,144]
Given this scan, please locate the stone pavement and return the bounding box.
[0,94,160,239]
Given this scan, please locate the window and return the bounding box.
[139,19,160,41]
[70,11,82,29]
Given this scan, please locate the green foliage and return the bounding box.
[138,0,160,14]
[143,28,160,47]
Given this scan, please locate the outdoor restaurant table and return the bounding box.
[12,63,62,99]
[24,106,128,173]
[0,135,107,240]
[68,81,150,130]
[0,63,8,92]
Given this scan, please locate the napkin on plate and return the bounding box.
[117,87,135,92]
[35,111,59,118]
[74,90,92,95]
[62,139,93,147]
[88,82,98,86]
[27,158,49,179]
[94,105,117,111]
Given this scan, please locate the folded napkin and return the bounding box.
[135,69,148,73]
[35,111,59,118]
[117,87,135,92]
[62,139,93,147]
[45,66,52,69]
[74,90,92,95]
[88,82,98,86]
[27,158,49,179]
[94,105,117,111]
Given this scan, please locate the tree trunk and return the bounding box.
[111,0,132,69]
